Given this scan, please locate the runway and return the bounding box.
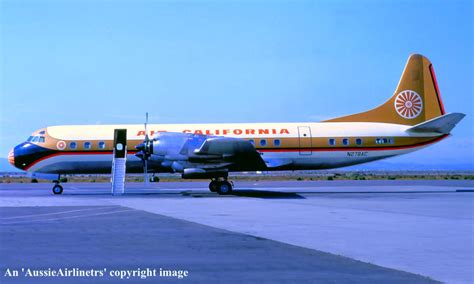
[1,180,473,283]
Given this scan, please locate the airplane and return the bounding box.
[8,54,465,195]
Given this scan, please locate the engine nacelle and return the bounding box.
[151,132,191,156]
[148,132,210,171]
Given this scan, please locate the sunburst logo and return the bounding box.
[394,90,423,119]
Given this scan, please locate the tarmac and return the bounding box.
[0,180,473,283]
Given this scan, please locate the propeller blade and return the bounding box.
[144,112,149,142]
[144,159,149,187]
[135,143,146,151]
[138,112,152,187]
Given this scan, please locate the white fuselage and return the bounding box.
[20,122,444,174]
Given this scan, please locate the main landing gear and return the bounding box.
[209,178,233,195]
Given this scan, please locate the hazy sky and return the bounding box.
[1,0,473,169]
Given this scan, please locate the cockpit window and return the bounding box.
[29,136,46,143]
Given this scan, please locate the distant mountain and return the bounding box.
[0,158,22,172]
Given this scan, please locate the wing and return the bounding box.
[142,133,269,178]
[191,137,293,169]
[188,137,267,171]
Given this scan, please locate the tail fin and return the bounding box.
[325,54,446,126]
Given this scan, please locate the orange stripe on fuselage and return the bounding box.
[260,135,448,152]
[257,134,449,152]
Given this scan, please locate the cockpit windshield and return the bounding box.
[27,136,46,143]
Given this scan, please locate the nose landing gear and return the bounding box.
[52,182,63,195]
[52,174,63,195]
[209,178,233,195]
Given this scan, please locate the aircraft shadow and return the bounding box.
[64,189,306,199]
[59,189,467,197]
[230,189,306,199]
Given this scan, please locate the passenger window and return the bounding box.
[328,138,336,146]
[70,142,77,149]
[356,138,362,145]
[274,139,281,147]
[84,142,91,149]
[39,137,45,143]
[98,142,106,149]
[342,138,349,146]
[260,139,267,147]
[248,139,255,146]
[376,138,394,144]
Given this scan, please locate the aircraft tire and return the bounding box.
[52,184,63,195]
[209,180,219,192]
[217,181,232,195]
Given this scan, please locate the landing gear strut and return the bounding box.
[52,175,63,195]
[209,178,233,195]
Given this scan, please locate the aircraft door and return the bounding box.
[297,126,312,155]
[113,129,128,158]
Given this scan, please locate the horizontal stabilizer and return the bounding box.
[406,113,465,134]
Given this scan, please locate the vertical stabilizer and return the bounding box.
[324,54,446,125]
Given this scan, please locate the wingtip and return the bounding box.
[448,112,466,119]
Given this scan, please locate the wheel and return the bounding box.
[216,181,232,195]
[52,184,63,195]
[209,180,219,192]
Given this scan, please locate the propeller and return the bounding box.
[135,112,152,186]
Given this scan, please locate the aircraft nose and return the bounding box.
[8,148,15,166]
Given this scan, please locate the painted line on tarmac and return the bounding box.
[0,206,118,220]
[1,209,133,225]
